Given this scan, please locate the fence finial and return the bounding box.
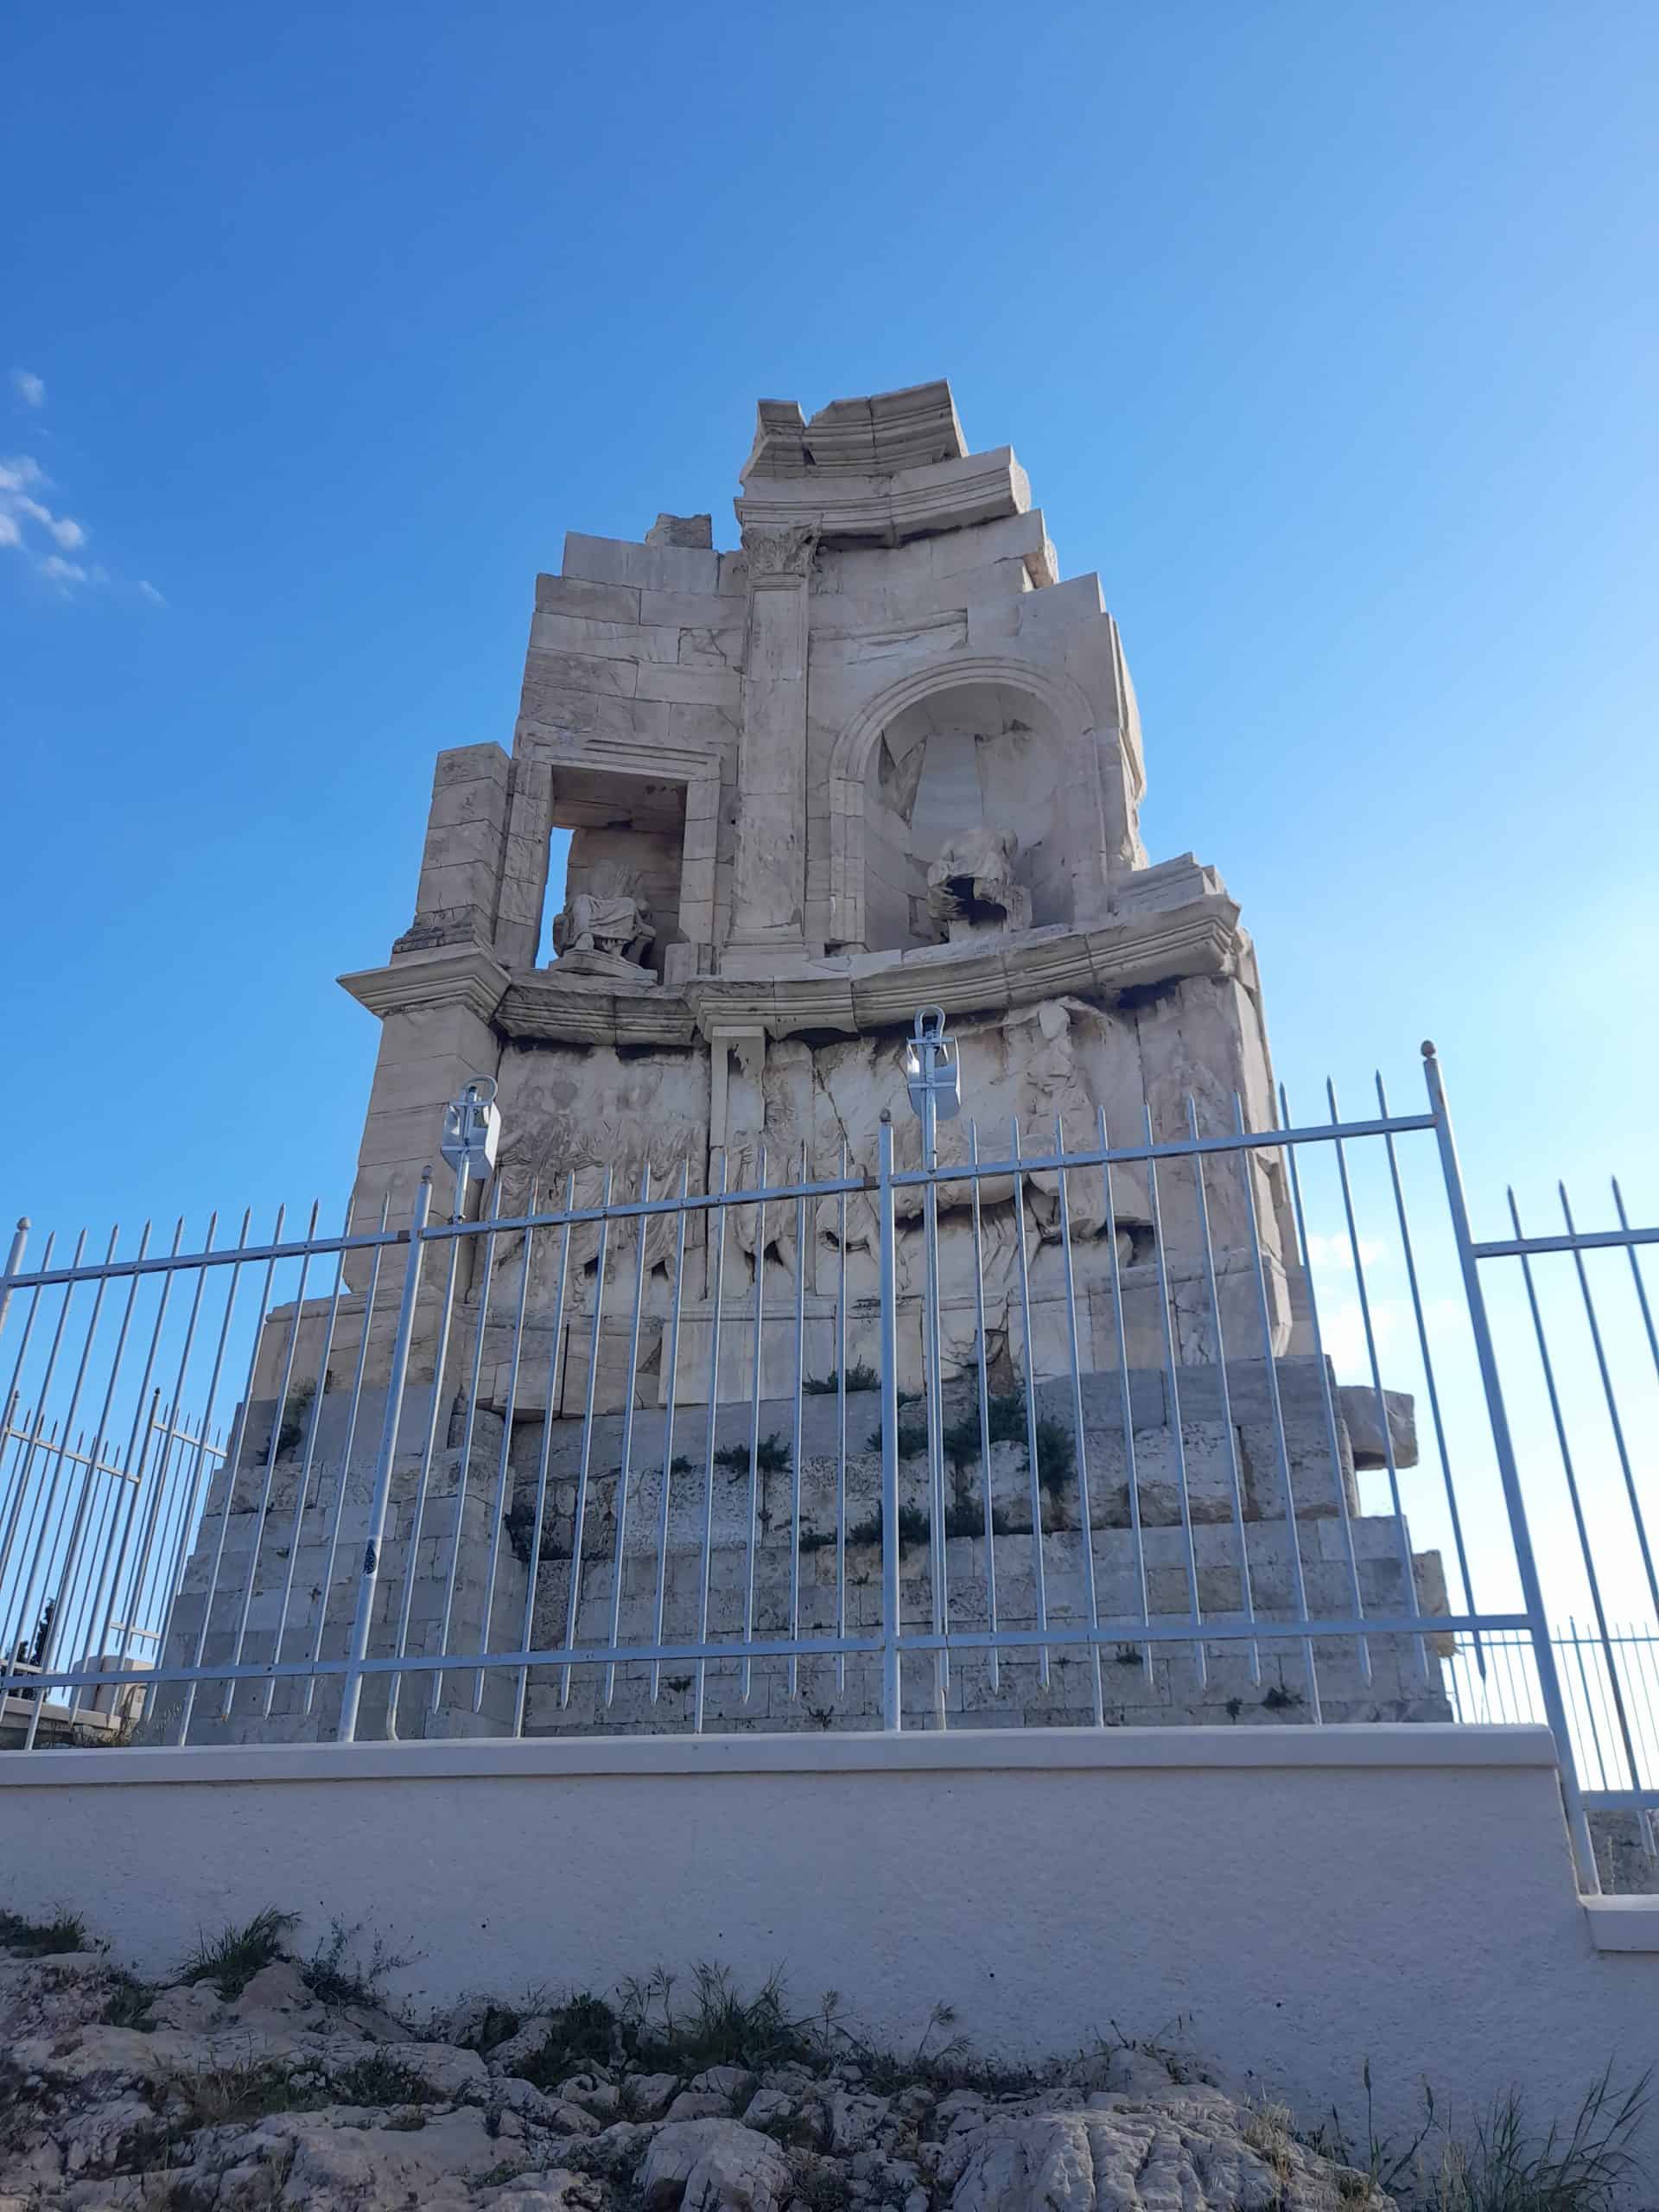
[1421,1039,1437,1058]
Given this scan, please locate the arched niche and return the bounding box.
[826,658,1109,955]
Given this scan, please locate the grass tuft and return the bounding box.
[713,1433,791,1475]
[804,1365,880,1395]
[179,1908,299,1999]
[301,1919,416,2012]
[0,1909,88,1957]
[510,1991,620,2091]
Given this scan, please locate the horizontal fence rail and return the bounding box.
[0,1041,1653,1892]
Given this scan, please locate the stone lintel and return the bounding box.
[736,447,1029,549]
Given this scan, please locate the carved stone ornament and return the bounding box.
[741,523,819,581]
[925,828,1033,943]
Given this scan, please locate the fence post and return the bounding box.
[877,1115,902,1732]
[339,1170,432,1745]
[1422,1043,1600,1891]
[0,1217,29,1355]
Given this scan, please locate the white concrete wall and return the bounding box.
[2,1726,1654,2164]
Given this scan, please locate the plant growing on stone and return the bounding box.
[714,1433,791,1474]
[803,1364,880,1395]
[0,1908,87,1956]
[329,2054,442,2109]
[178,1908,298,1999]
[301,1917,416,2012]
[274,1382,316,1459]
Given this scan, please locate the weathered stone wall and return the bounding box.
[144,1357,1451,1749]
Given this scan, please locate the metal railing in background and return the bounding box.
[1447,1624,1659,1800]
[1469,1173,1659,1815]
[0,1034,1652,1897]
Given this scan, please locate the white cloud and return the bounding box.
[10,370,45,409]
[14,495,85,550]
[0,438,158,603]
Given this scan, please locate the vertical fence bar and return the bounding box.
[559,1168,613,1710]
[1052,1117,1103,1726]
[1559,1182,1659,1623]
[1232,1093,1320,1718]
[650,1164,690,1707]
[514,1173,575,1737]
[5,1229,120,1732]
[1328,1081,1426,1688]
[1422,1043,1599,1890]
[605,1167,651,1707]
[967,1123,1000,1694]
[478,1185,537,1713]
[787,1147,807,1701]
[877,1115,902,1732]
[428,1176,505,1719]
[1141,1109,1205,1687]
[1376,1072,1483,1677]
[340,1173,431,1745]
[1008,1120,1052,1692]
[110,1219,219,1700]
[306,1197,391,1715]
[835,1144,849,1699]
[1097,1109,1152,1688]
[741,1153,767,1707]
[218,1203,320,1723]
[692,1151,728,1735]
[921,1098,948,1728]
[0,1218,29,1349]
[1277,1087,1370,1681]
[263,1199,353,1718]
[1185,1099,1260,1689]
[1507,1187,1643,1791]
[170,1210,259,1742]
[385,1167,467,1737]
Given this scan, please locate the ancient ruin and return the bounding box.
[148,380,1447,1745]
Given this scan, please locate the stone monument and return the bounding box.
[149,380,1448,1745]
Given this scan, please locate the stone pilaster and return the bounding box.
[726,524,817,954]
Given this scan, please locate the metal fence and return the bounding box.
[1446,1624,1659,1798]
[0,1033,1655,1893]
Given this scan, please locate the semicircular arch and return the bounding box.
[824,653,1104,951]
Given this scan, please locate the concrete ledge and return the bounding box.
[0,1721,1560,1789]
[0,1714,1648,2172]
[1584,1897,1659,1952]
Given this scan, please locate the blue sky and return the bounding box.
[0,0,1656,1658]
[3,0,1653,1243]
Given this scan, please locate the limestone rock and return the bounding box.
[741,2088,795,2129]
[665,2091,737,2121]
[626,2071,685,2119]
[943,2089,1388,2212]
[639,2118,792,2212]
[487,2014,557,2072]
[257,2107,504,2209]
[229,1959,330,2032]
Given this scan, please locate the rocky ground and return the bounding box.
[0,1920,1396,2212]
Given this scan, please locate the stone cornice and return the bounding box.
[736,448,1027,549]
[338,944,511,1024]
[340,897,1245,1049]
